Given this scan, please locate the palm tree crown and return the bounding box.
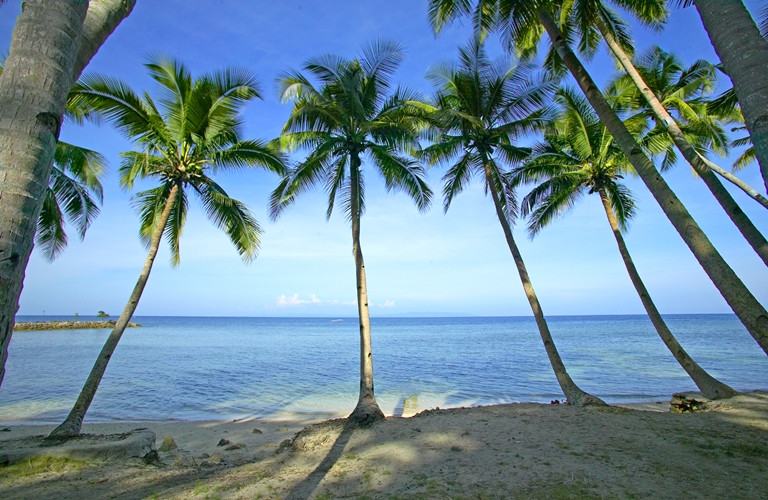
[72,57,286,264]
[270,40,431,220]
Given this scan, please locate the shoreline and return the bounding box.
[1,392,766,498]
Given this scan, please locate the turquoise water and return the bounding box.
[0,315,766,424]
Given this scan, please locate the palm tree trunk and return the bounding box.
[347,156,384,425]
[0,0,135,387]
[483,163,605,406]
[48,184,180,439]
[597,188,737,399]
[698,155,768,210]
[692,0,768,192]
[599,22,768,266]
[537,9,768,356]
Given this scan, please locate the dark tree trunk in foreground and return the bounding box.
[693,0,768,192]
[598,189,737,400]
[347,156,385,425]
[538,9,768,356]
[49,184,179,439]
[484,162,606,407]
[0,0,135,387]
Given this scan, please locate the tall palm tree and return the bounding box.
[270,41,432,425]
[422,42,605,406]
[674,0,768,192]
[428,0,768,356]
[48,58,287,438]
[36,140,106,261]
[516,88,737,399]
[0,0,135,388]
[607,46,768,265]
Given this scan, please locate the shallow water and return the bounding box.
[1,314,766,423]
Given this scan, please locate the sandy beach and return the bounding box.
[0,392,766,499]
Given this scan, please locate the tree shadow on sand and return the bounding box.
[285,418,358,500]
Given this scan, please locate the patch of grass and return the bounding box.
[515,478,600,499]
[0,456,89,478]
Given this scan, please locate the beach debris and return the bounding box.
[670,393,710,413]
[225,443,245,451]
[252,428,263,434]
[159,435,177,452]
[550,399,562,404]
[217,438,230,447]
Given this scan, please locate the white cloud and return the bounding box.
[276,293,323,307]
[381,300,396,308]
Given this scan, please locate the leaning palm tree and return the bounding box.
[674,0,768,191]
[270,40,432,425]
[48,58,287,438]
[422,42,604,406]
[428,0,768,356]
[607,46,768,265]
[36,140,106,261]
[516,88,737,399]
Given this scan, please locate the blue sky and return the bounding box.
[3,1,767,317]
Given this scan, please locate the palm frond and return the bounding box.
[197,179,261,262]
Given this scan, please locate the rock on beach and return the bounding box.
[13,320,142,331]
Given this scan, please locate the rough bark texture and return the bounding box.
[537,10,768,356]
[597,189,737,400]
[599,23,768,266]
[0,0,135,387]
[484,162,606,407]
[48,184,179,439]
[347,156,385,426]
[694,0,768,192]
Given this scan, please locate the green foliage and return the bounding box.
[0,456,89,479]
[71,57,287,265]
[270,40,431,223]
[96,310,109,318]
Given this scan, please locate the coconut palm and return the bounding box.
[48,58,287,438]
[674,0,768,192]
[607,46,768,265]
[516,88,737,399]
[428,0,768,356]
[270,40,432,425]
[422,41,604,406]
[36,141,106,261]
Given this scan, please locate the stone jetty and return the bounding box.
[13,320,141,331]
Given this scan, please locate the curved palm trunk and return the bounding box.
[0,0,135,387]
[597,189,737,399]
[698,156,768,210]
[347,156,385,425]
[537,9,768,356]
[693,0,768,192]
[48,184,180,439]
[484,163,605,406]
[599,23,768,266]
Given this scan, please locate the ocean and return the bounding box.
[0,314,766,424]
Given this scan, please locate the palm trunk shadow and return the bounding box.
[286,419,358,500]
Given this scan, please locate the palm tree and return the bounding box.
[36,140,106,261]
[428,0,768,356]
[0,0,135,388]
[516,88,737,399]
[48,58,287,438]
[422,42,605,406]
[269,41,432,425]
[674,0,768,192]
[0,62,106,262]
[606,46,768,265]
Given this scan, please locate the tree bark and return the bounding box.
[598,21,768,266]
[347,154,385,426]
[693,0,768,192]
[484,162,606,406]
[0,0,135,386]
[537,9,768,356]
[48,184,179,439]
[597,189,737,399]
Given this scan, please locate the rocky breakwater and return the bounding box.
[13,320,142,331]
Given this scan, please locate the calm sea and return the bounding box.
[0,315,766,424]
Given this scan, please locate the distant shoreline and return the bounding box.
[13,320,141,331]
